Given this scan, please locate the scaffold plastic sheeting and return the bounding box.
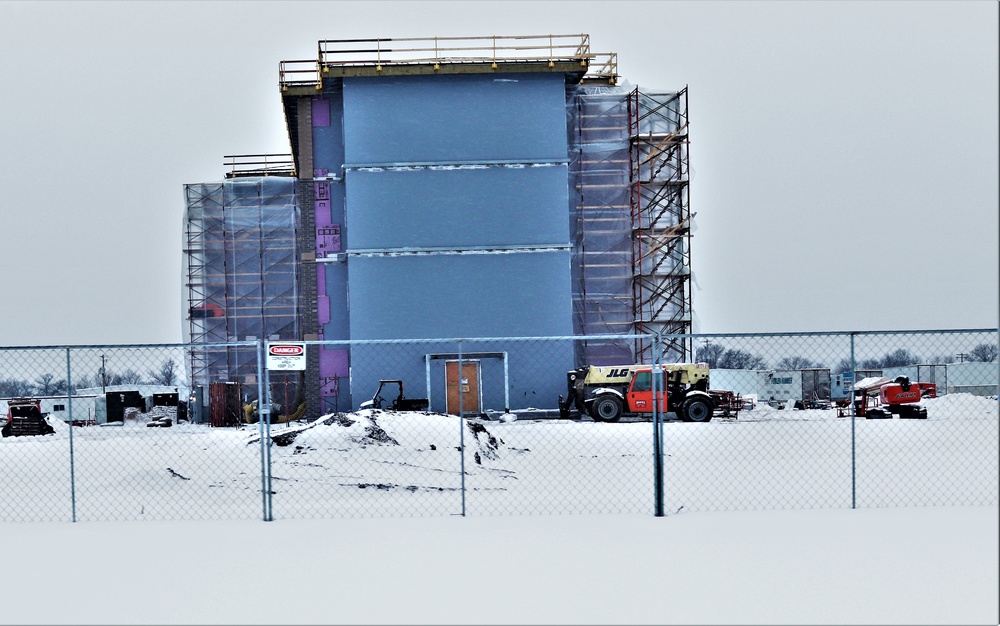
[183,177,299,389]
[567,84,634,364]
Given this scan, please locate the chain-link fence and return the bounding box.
[0,343,268,522]
[0,330,996,523]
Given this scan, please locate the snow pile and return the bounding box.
[244,410,514,504]
[43,414,70,435]
[924,393,1000,420]
[734,403,837,422]
[259,408,506,465]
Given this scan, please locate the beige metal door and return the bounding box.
[445,361,480,415]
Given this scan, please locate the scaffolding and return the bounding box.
[568,85,693,365]
[183,177,301,395]
[628,87,693,363]
[568,83,634,365]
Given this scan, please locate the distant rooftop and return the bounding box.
[279,33,618,94]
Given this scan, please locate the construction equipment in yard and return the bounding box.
[2,398,55,437]
[709,389,745,418]
[558,363,723,423]
[359,380,429,412]
[851,375,936,419]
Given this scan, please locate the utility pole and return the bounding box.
[700,338,714,367]
[100,354,107,394]
[956,353,968,363]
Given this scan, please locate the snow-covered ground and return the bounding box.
[0,394,997,623]
[3,394,995,521]
[2,507,997,625]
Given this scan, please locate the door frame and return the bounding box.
[424,351,509,415]
[444,359,482,415]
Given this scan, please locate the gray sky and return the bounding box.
[0,0,996,345]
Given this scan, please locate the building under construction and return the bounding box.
[183,34,693,418]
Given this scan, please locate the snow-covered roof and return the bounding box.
[854,376,891,391]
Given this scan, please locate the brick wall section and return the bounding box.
[294,97,323,420]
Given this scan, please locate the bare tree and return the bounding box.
[880,349,921,368]
[71,374,94,391]
[108,369,145,386]
[695,343,726,368]
[718,349,767,370]
[34,373,56,396]
[149,359,178,386]
[776,356,822,370]
[858,357,883,370]
[928,355,957,364]
[0,378,34,397]
[847,349,922,371]
[969,343,998,363]
[120,369,145,385]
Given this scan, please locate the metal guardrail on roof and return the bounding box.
[279,60,322,89]
[586,52,618,82]
[223,154,295,178]
[280,34,617,90]
[318,33,591,65]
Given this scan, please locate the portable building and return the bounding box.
[0,396,99,425]
[759,368,831,406]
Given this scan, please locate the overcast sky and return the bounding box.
[0,1,996,346]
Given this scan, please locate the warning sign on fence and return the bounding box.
[266,342,306,371]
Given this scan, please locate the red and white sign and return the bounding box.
[267,342,306,371]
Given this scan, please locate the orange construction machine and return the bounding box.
[558,363,725,423]
[851,375,936,419]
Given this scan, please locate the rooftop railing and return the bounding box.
[223,154,295,178]
[318,34,590,66]
[280,34,617,90]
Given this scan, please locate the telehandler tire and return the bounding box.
[682,397,713,423]
[590,396,623,423]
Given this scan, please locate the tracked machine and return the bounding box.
[2,398,56,437]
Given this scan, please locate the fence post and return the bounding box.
[850,332,857,510]
[263,343,274,521]
[458,339,466,517]
[66,347,76,523]
[256,341,270,522]
[653,333,664,517]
